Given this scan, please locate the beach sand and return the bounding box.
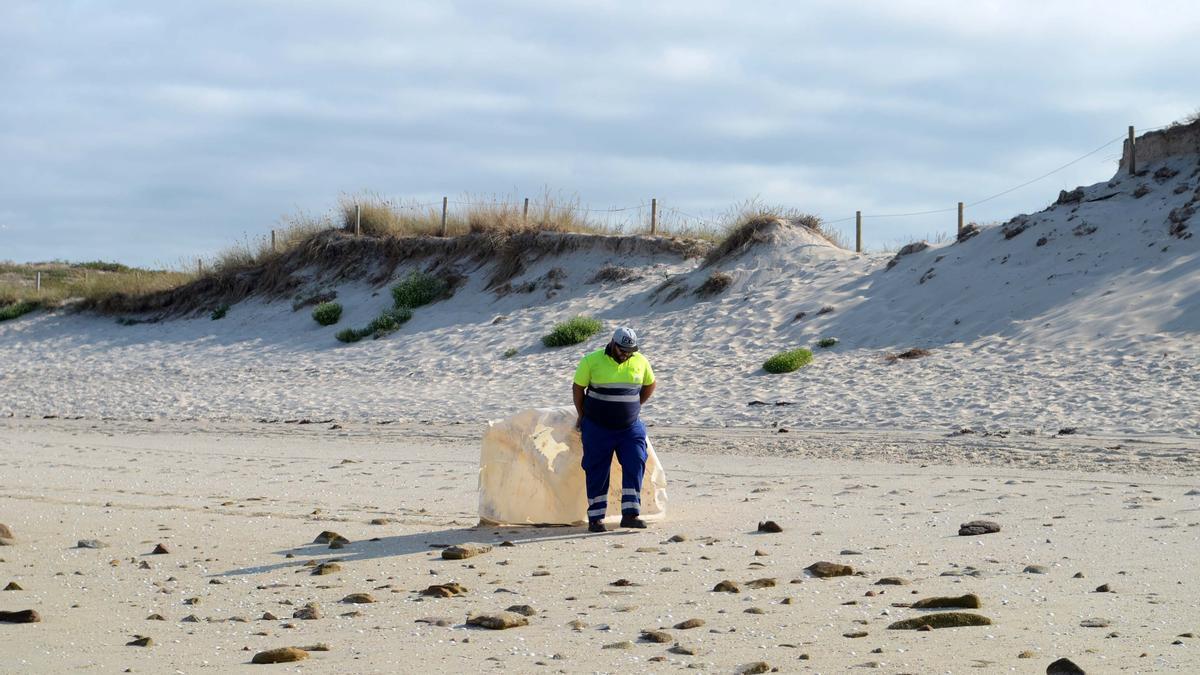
[2,417,1198,673]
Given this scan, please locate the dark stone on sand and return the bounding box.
[912,594,982,609]
[602,640,634,650]
[806,561,854,578]
[667,534,687,543]
[844,631,868,638]
[610,578,636,587]
[416,616,454,627]
[674,618,705,629]
[505,604,536,616]
[1095,584,1112,593]
[421,582,467,598]
[1046,657,1086,674]
[0,609,40,623]
[756,521,783,533]
[312,531,347,545]
[146,613,165,621]
[713,580,741,593]
[744,607,765,614]
[4,582,22,591]
[293,603,322,620]
[76,539,107,549]
[312,562,342,576]
[442,543,492,560]
[499,541,516,547]
[1079,618,1110,628]
[261,612,278,620]
[466,611,528,629]
[640,629,672,643]
[736,662,771,674]
[341,593,376,604]
[958,521,1000,536]
[368,518,391,525]
[840,549,862,555]
[888,612,993,629]
[876,577,910,585]
[126,636,153,647]
[668,644,697,655]
[1024,565,1049,574]
[150,543,170,555]
[252,647,309,664]
[0,524,13,540]
[745,578,777,589]
[181,615,200,623]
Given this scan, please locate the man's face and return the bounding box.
[611,342,633,363]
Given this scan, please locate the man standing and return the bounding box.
[572,327,656,532]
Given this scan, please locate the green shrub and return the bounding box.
[0,300,40,322]
[210,304,230,320]
[391,271,448,309]
[312,301,343,326]
[336,327,365,343]
[817,337,838,349]
[763,348,814,374]
[503,347,518,359]
[367,307,413,336]
[542,316,603,348]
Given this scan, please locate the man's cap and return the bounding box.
[612,326,639,351]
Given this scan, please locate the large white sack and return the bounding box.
[479,406,667,525]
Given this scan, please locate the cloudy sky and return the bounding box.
[2,1,1197,266]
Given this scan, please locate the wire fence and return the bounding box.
[288,119,1185,256]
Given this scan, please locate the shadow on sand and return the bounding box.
[217,523,615,578]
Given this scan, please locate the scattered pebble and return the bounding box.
[125,636,153,647]
[0,610,41,623]
[674,618,705,629]
[341,593,376,604]
[888,612,992,629]
[466,611,529,630]
[713,580,741,593]
[640,629,672,643]
[911,594,982,609]
[806,561,854,578]
[958,520,1000,536]
[442,543,493,560]
[756,521,783,533]
[251,647,309,664]
[1046,657,1086,674]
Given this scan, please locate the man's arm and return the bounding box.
[640,381,656,404]
[573,383,586,427]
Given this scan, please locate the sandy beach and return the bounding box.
[2,416,1198,673]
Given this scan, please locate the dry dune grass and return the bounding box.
[4,193,833,319]
[703,202,837,267]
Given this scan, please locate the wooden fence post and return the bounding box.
[355,204,361,236]
[523,197,529,226]
[271,229,276,252]
[36,271,42,291]
[855,211,862,253]
[1128,125,1136,175]
[957,202,964,235]
[197,259,203,276]
[440,196,448,236]
[650,198,657,235]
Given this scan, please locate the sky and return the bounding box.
[1,0,1198,267]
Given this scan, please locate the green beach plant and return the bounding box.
[542,316,603,348]
[763,348,814,374]
[312,301,343,326]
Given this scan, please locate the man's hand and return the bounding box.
[574,416,582,431]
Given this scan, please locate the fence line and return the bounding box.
[324,119,1184,254]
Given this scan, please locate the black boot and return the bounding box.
[620,514,647,529]
[588,520,607,533]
